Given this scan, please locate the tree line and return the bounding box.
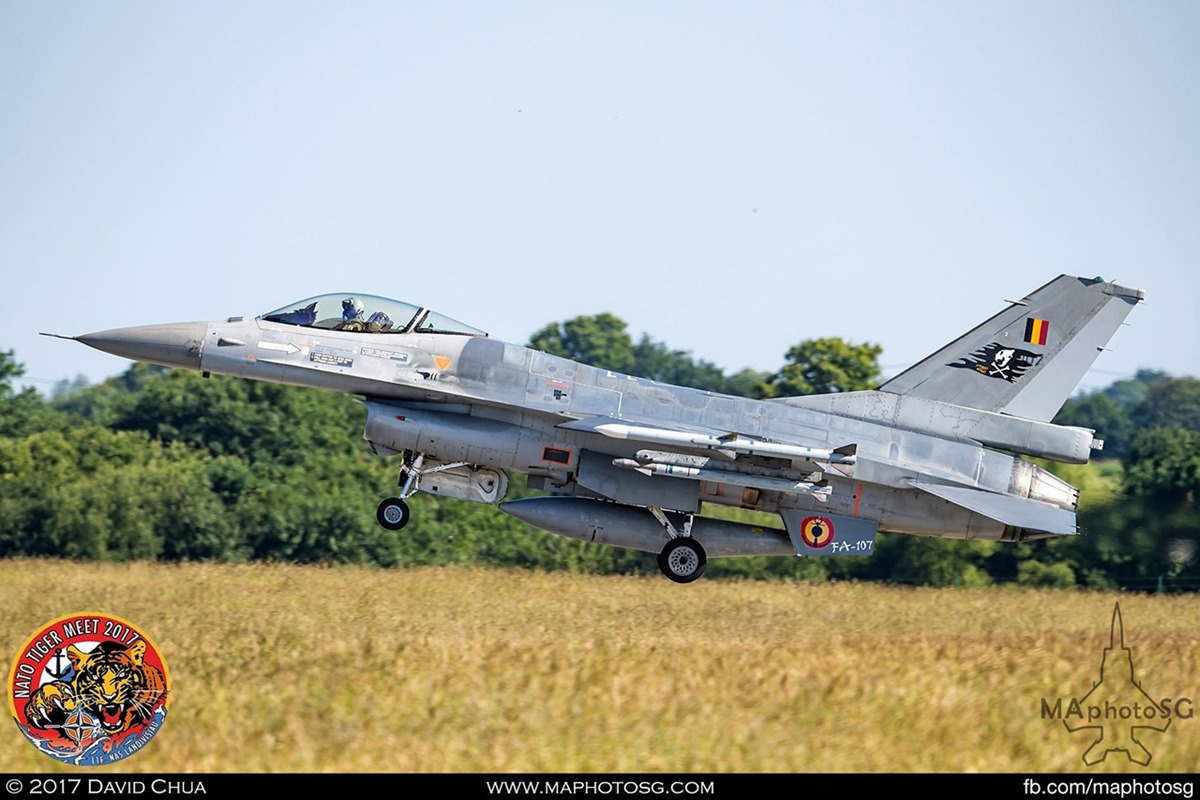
[1,314,1196,590]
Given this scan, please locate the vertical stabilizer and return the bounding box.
[878,275,1144,422]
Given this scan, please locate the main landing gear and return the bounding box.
[649,506,707,584]
[658,538,706,583]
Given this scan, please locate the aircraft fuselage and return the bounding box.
[60,274,1142,582]
[133,316,1078,543]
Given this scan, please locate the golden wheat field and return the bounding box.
[2,558,1197,774]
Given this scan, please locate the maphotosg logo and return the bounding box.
[1040,602,1194,766]
[7,612,171,766]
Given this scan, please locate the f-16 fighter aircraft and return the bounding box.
[47,275,1144,582]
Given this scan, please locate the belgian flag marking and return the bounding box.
[1024,317,1049,346]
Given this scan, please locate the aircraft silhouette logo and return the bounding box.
[1044,602,1181,767]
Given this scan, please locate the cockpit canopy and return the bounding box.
[258,294,486,336]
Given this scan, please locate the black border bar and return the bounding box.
[2,773,1197,798]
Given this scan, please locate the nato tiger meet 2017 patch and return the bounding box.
[8,612,171,766]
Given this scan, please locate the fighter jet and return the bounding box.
[45,275,1144,582]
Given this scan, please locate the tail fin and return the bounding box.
[877,275,1144,422]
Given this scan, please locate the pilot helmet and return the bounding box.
[342,297,365,320]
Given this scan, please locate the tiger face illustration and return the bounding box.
[23,640,167,737]
[11,613,171,765]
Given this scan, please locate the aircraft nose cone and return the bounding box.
[76,321,208,370]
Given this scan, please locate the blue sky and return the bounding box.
[2,1,1197,396]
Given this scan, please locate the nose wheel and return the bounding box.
[658,537,707,583]
[376,497,411,531]
[376,452,425,531]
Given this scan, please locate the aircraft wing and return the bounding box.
[908,481,1076,536]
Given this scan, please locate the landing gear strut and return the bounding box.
[375,452,426,531]
[374,450,511,531]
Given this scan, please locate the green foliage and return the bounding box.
[725,368,775,400]
[1061,494,1200,591]
[1053,393,1136,461]
[770,337,883,397]
[526,313,884,403]
[1123,427,1200,501]
[1131,377,1200,433]
[50,374,90,400]
[630,335,731,393]
[44,456,237,561]
[112,372,364,464]
[0,427,241,561]
[1052,369,1184,461]
[883,537,997,588]
[234,451,395,564]
[1104,368,1171,407]
[529,313,635,373]
[0,350,64,437]
[1016,560,1076,589]
[528,314,744,395]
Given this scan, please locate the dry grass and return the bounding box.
[2,558,1197,773]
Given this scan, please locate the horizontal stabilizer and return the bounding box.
[910,481,1076,535]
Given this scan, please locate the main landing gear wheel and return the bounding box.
[658,538,707,584]
[376,498,411,531]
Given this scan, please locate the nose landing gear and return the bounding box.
[376,497,411,531]
[374,451,511,531]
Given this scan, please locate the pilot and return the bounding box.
[342,297,364,321]
[339,297,366,331]
[367,310,393,331]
